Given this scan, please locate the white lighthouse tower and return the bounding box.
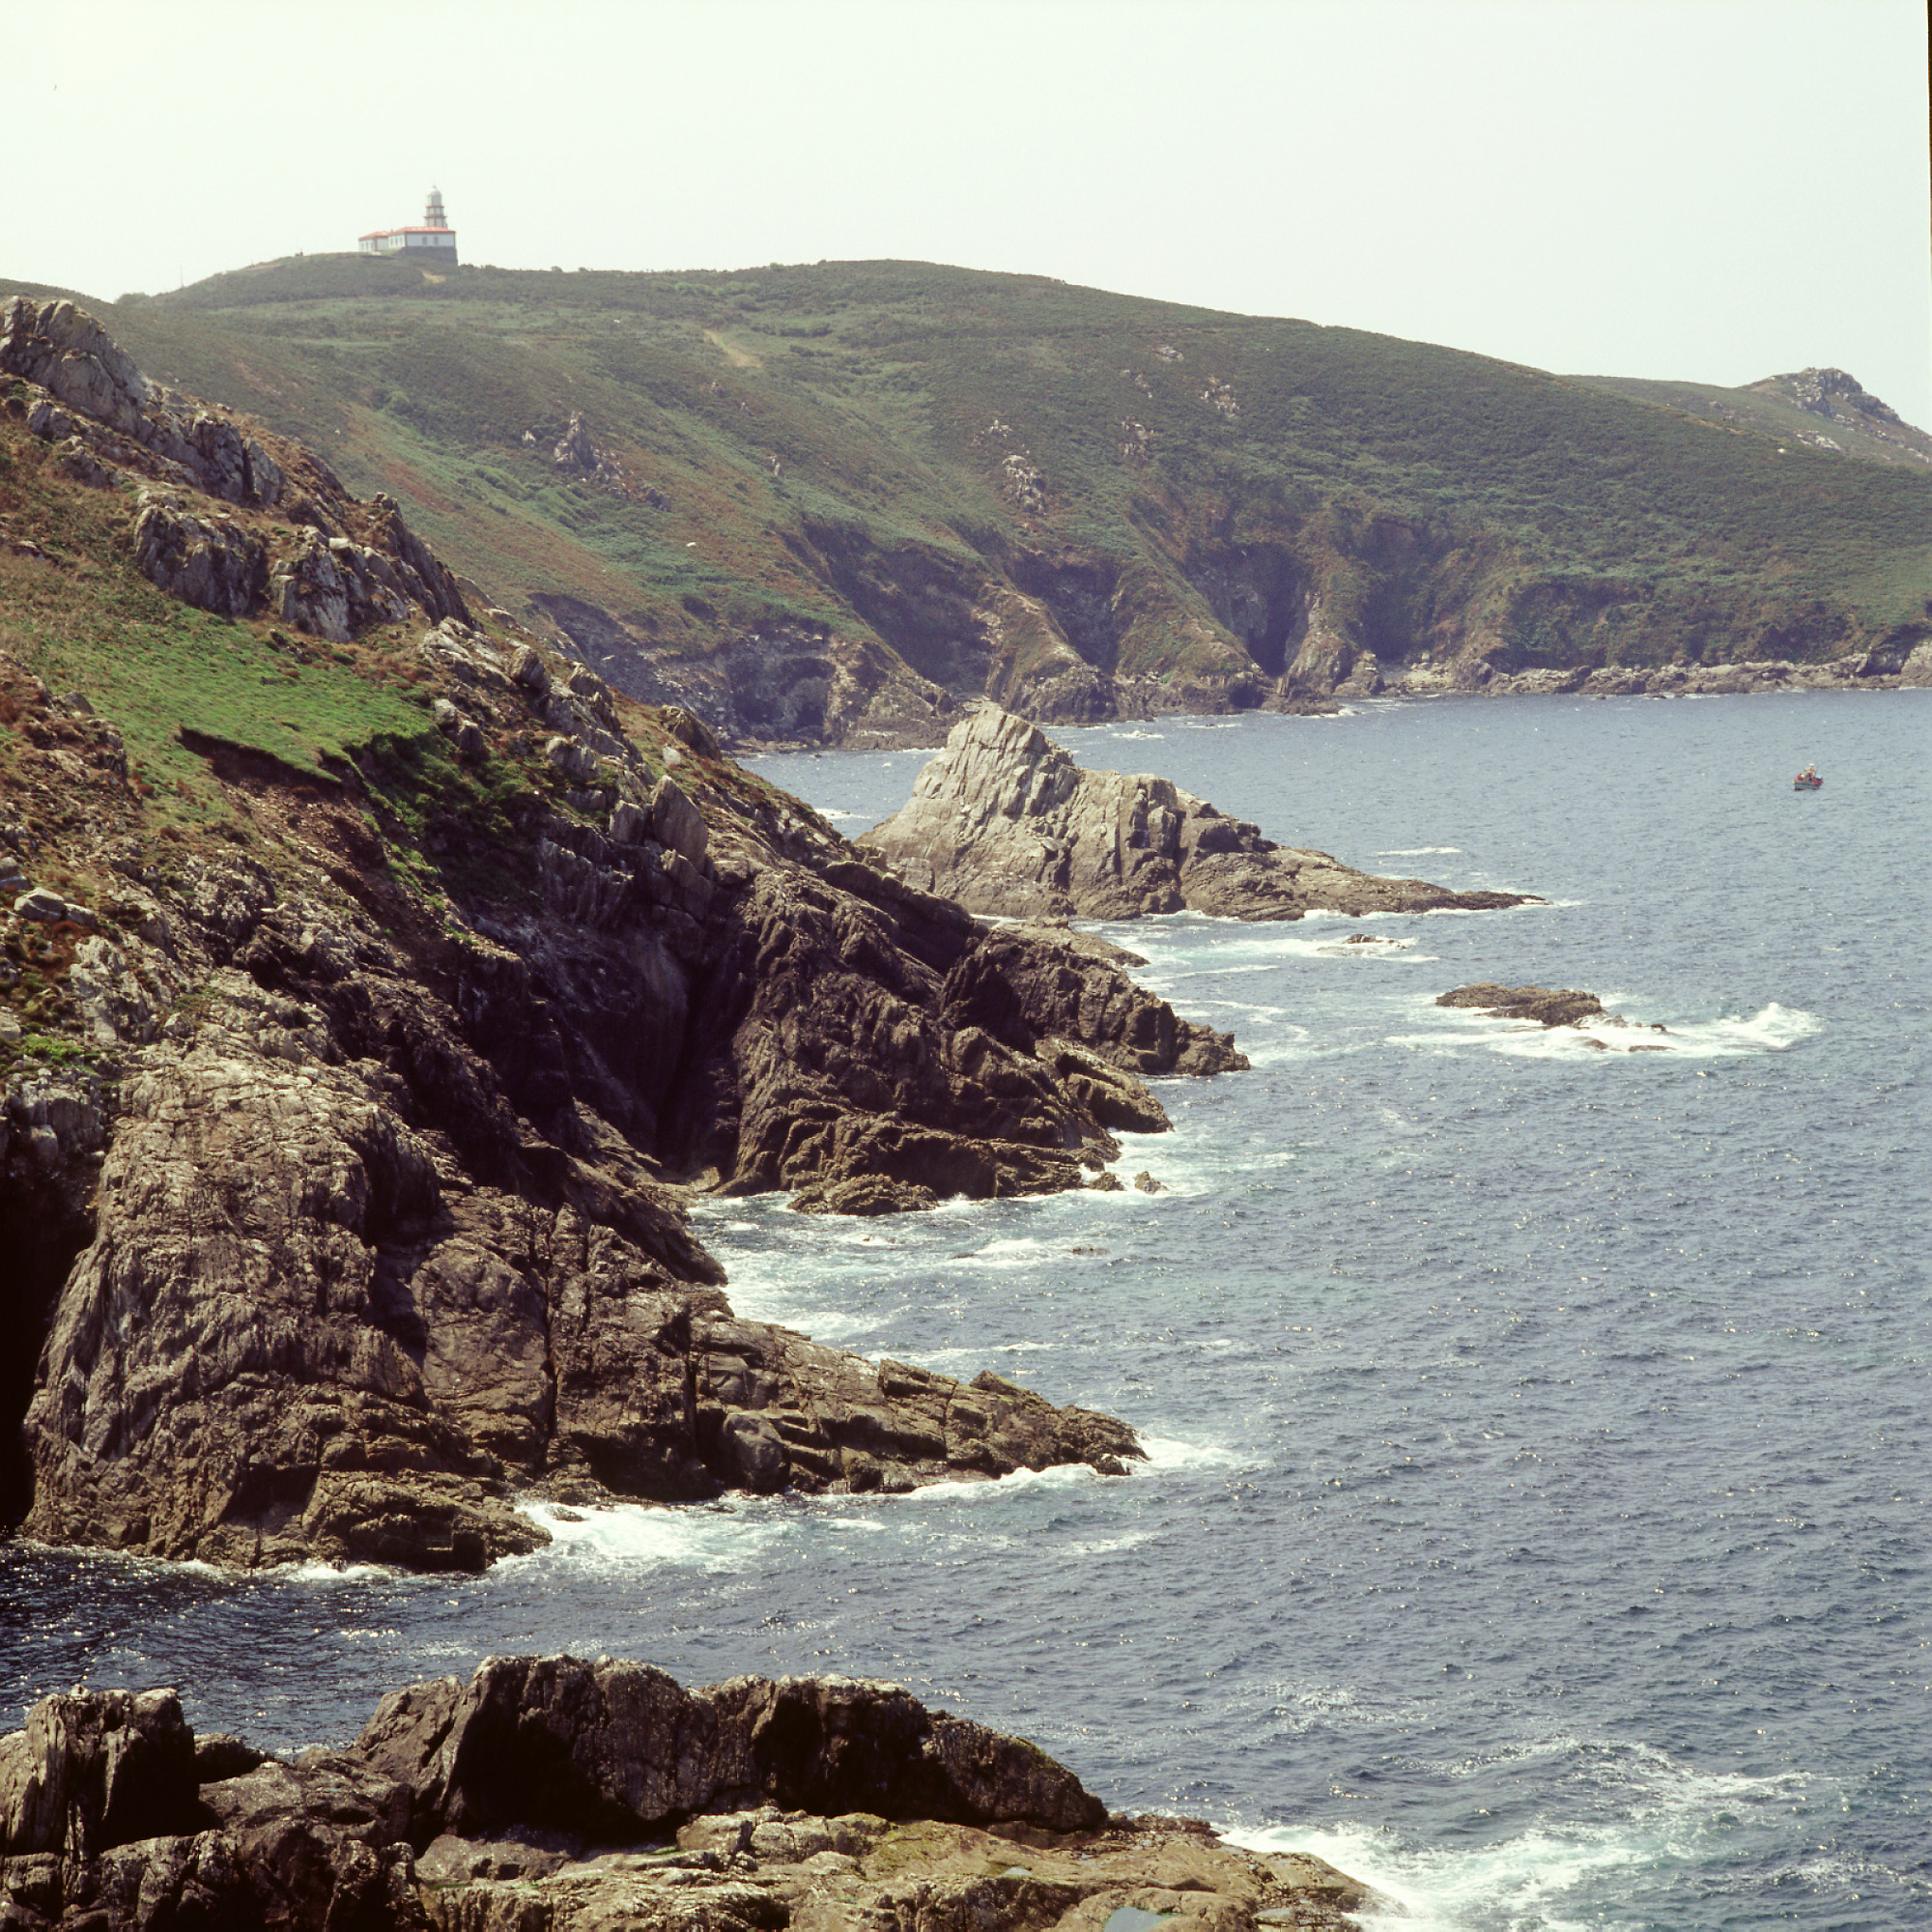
[358,188,459,264]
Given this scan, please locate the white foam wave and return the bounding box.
[1373,846,1464,856]
[886,1460,1103,1507]
[948,1236,1063,1268]
[511,1497,781,1573]
[921,1340,1061,1368]
[1393,999,1818,1063]
[1226,1736,1820,1929]
[1138,1434,1247,1471]
[1232,1819,1639,1932]
[287,1559,398,1583]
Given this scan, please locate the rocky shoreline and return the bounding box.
[2,298,1263,1572]
[0,1660,1390,1931]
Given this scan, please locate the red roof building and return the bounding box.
[359,188,458,263]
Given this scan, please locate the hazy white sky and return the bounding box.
[14,0,1931,426]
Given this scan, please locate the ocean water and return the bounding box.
[4,691,1928,1929]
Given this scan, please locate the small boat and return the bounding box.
[1793,767,1823,790]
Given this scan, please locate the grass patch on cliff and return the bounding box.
[0,426,438,841]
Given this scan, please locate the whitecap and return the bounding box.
[1137,1434,1247,1471]
[1231,1819,1642,1932]
[1373,847,1464,857]
[287,1560,399,1584]
[509,1498,782,1574]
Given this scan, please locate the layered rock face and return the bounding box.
[0,1666,1383,1932]
[865,705,1539,921]
[1,296,469,639]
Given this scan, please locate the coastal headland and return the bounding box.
[7,255,1924,751]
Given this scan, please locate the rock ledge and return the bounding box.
[0,1662,1388,1930]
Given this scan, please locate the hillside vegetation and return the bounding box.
[22,255,1932,738]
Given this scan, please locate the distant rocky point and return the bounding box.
[0,1658,1388,1930]
[864,706,1540,922]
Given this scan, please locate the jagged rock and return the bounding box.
[50,438,116,489]
[0,1689,200,1858]
[0,1829,259,1932]
[866,705,1539,921]
[132,493,267,617]
[431,700,485,761]
[17,936,1145,1566]
[543,734,601,783]
[687,1318,1141,1491]
[660,706,721,758]
[192,1738,265,1785]
[649,777,708,869]
[0,1674,1385,1932]
[355,1657,1106,1840]
[1,298,281,509]
[679,867,1134,1206]
[939,925,1245,1078]
[268,528,352,640]
[509,643,553,696]
[787,1175,938,1216]
[0,298,152,439]
[1131,1170,1162,1194]
[4,487,1241,1574]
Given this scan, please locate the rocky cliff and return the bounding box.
[0,1663,1385,1931]
[864,705,1539,921]
[0,304,1261,1569]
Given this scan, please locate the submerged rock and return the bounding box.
[0,1668,1388,1931]
[865,705,1540,922]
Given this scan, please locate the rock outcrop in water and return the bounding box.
[0,1665,1385,1931]
[864,705,1540,921]
[1437,982,1670,1047]
[0,313,1255,1569]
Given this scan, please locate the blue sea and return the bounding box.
[4,691,1928,1929]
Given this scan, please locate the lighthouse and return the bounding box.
[358,188,459,264]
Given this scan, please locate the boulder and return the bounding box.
[268,527,352,641]
[132,495,267,618]
[0,1689,200,1858]
[12,887,66,923]
[649,777,708,869]
[354,1657,1107,1842]
[865,705,1539,921]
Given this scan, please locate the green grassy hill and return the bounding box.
[26,254,1931,737]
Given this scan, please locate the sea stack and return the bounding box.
[863,705,1540,921]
